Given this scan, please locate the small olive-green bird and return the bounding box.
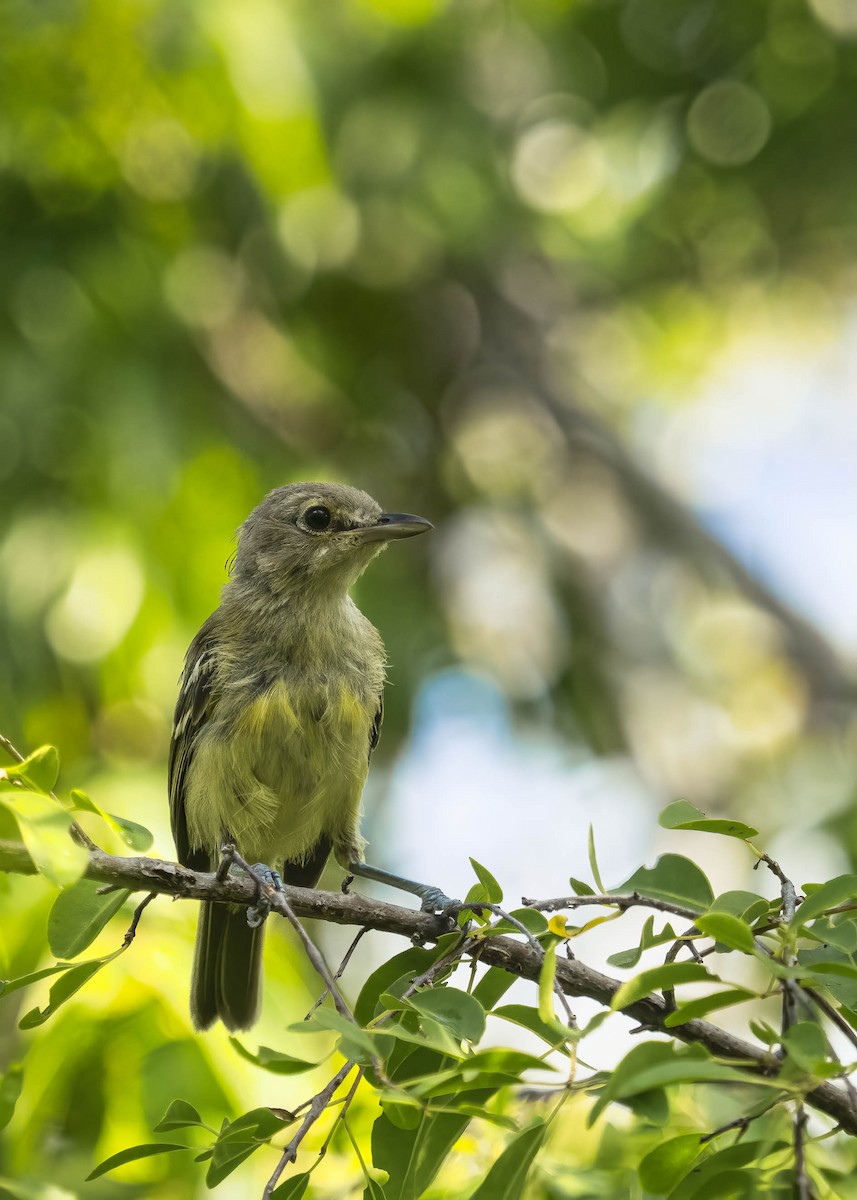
[170,482,450,1031]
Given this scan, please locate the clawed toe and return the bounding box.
[417,886,460,914]
[245,863,283,928]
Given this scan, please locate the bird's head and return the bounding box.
[230,482,432,602]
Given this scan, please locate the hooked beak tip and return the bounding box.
[356,513,433,542]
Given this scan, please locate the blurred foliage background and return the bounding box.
[3,0,857,1194]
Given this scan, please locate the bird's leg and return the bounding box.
[346,859,458,913]
[245,864,284,929]
[219,844,284,927]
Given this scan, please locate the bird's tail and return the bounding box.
[190,903,264,1031]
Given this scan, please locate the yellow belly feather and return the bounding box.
[186,677,373,868]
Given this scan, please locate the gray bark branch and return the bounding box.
[2,838,856,1135]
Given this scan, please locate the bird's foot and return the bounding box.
[415,884,460,914]
[246,864,284,928]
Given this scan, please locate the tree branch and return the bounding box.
[2,838,857,1135]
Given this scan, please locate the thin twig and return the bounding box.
[522,892,701,922]
[462,901,578,1028]
[306,928,370,1020]
[123,892,157,946]
[262,1061,356,1199]
[700,1114,752,1144]
[794,1104,812,1200]
[226,846,354,1023]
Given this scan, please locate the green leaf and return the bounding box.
[272,1173,311,1199]
[782,1021,831,1074]
[380,1012,465,1058]
[153,1099,206,1132]
[538,942,557,1025]
[468,857,503,904]
[750,1019,780,1045]
[0,962,75,997]
[219,1107,290,1141]
[794,876,857,926]
[588,825,605,893]
[69,788,154,851]
[0,1064,23,1131]
[85,1143,190,1180]
[607,915,678,969]
[408,988,485,1043]
[301,1009,393,1066]
[668,1141,788,1200]
[589,1043,768,1125]
[485,908,549,937]
[614,855,713,914]
[228,1038,317,1075]
[569,877,595,896]
[355,943,451,1026]
[664,988,757,1027]
[709,891,771,924]
[18,957,113,1028]
[467,1119,546,1200]
[638,1133,701,1193]
[492,1004,571,1053]
[47,878,130,958]
[612,962,714,1010]
[205,1107,292,1185]
[694,912,757,954]
[658,800,758,840]
[371,1107,472,1200]
[471,967,517,1010]
[5,745,60,793]
[0,790,87,887]
[804,914,857,952]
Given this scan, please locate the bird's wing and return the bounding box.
[169,617,220,872]
[369,695,383,759]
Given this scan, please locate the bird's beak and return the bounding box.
[354,513,434,542]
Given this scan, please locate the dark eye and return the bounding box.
[304,505,332,531]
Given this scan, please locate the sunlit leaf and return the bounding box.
[467,1119,546,1200]
[658,800,758,839]
[0,1064,23,1131]
[408,987,485,1043]
[4,745,60,794]
[614,855,713,913]
[588,825,605,893]
[695,912,757,954]
[492,1004,571,1053]
[638,1133,701,1193]
[471,967,517,1010]
[611,962,714,1010]
[47,878,130,958]
[154,1099,206,1132]
[468,857,503,904]
[272,1173,311,1199]
[18,956,115,1028]
[0,790,87,887]
[569,877,595,896]
[589,1043,772,1125]
[664,988,757,1027]
[228,1037,317,1075]
[69,788,153,851]
[607,915,678,969]
[794,876,857,926]
[85,1143,190,1180]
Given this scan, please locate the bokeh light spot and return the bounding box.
[46,546,145,663]
[512,119,604,212]
[687,82,771,167]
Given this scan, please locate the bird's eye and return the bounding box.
[304,505,332,531]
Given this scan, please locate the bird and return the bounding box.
[169,482,451,1031]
